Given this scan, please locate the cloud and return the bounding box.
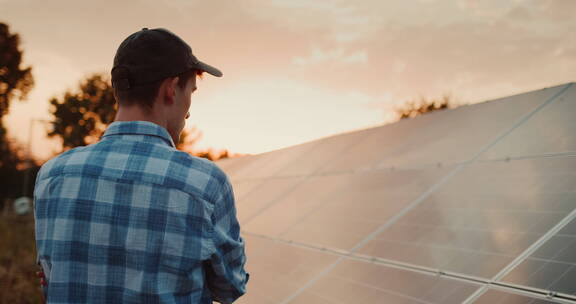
[3,0,575,157]
[529,0,576,20]
[245,0,385,44]
[292,47,368,66]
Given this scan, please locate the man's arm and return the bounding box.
[206,175,249,304]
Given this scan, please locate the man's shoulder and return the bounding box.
[36,140,229,199]
[168,149,231,196]
[36,145,89,180]
[142,146,231,203]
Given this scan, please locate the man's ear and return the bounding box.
[163,77,180,105]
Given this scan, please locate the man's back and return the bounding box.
[35,121,248,303]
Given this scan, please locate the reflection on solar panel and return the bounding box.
[216,83,576,303]
[474,289,563,304]
[501,217,576,296]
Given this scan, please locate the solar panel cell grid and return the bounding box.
[501,217,576,296]
[289,259,480,304]
[236,235,339,304]
[320,84,569,172]
[228,139,320,180]
[357,157,576,279]
[242,174,352,236]
[480,85,576,160]
[236,177,304,223]
[215,154,258,178]
[472,289,563,304]
[276,167,450,250]
[274,128,376,177]
[231,180,264,201]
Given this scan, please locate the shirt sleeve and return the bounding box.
[205,174,249,304]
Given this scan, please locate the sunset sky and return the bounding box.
[2,0,575,160]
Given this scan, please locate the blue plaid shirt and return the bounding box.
[34,121,248,303]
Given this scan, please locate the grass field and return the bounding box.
[0,213,43,303]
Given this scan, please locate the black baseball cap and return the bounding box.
[112,28,222,90]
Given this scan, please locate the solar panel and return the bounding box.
[216,154,256,177]
[288,259,481,304]
[243,174,352,236]
[273,128,376,177]
[500,216,576,296]
[224,139,320,180]
[218,82,576,303]
[236,177,304,222]
[481,85,576,160]
[319,84,570,172]
[472,289,564,304]
[238,235,340,304]
[357,157,576,279]
[278,167,451,250]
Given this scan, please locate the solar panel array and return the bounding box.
[216,83,576,303]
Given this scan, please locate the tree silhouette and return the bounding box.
[395,94,461,120]
[0,22,34,119]
[48,74,116,149]
[0,22,35,201]
[0,121,27,201]
[48,73,230,160]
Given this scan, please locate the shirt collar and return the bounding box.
[102,121,176,147]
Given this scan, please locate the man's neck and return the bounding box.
[114,104,168,130]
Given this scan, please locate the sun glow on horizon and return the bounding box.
[2,0,575,162]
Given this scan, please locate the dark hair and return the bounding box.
[113,69,203,110]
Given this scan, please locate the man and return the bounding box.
[34,28,248,303]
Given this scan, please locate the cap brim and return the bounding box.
[197,61,223,77]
